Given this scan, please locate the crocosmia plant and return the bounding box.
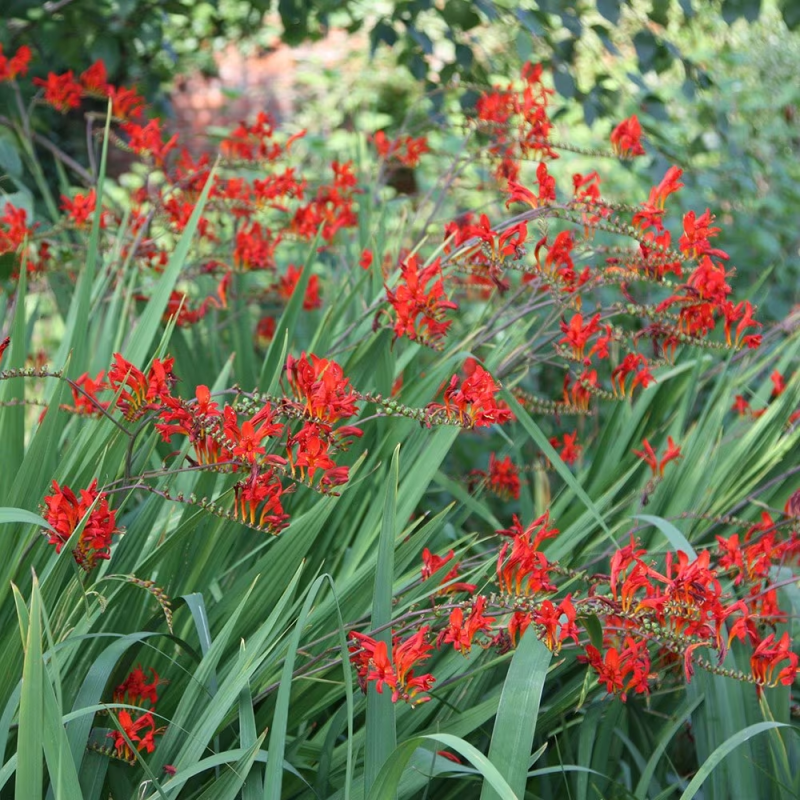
[0,40,797,800]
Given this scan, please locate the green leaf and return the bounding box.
[596,0,620,25]
[678,722,795,800]
[633,30,659,71]
[440,0,481,29]
[481,632,551,800]
[14,580,43,800]
[781,0,800,28]
[0,129,22,178]
[649,0,670,25]
[365,446,400,795]
[195,735,265,800]
[722,0,761,24]
[633,514,697,559]
[264,573,329,797]
[0,508,52,531]
[635,694,705,798]
[368,733,517,800]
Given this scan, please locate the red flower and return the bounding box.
[634,167,683,228]
[285,352,359,424]
[750,632,798,691]
[114,665,162,706]
[723,300,761,348]
[108,85,145,120]
[34,71,83,112]
[550,430,581,465]
[584,637,654,700]
[770,370,786,398]
[421,548,477,594]
[108,353,175,421]
[108,665,165,760]
[349,628,435,704]
[80,60,109,95]
[0,204,35,254]
[359,248,373,270]
[0,44,32,81]
[43,479,119,570]
[122,119,179,166]
[559,313,601,361]
[278,265,321,310]
[612,353,655,397]
[221,112,305,161]
[679,209,728,261]
[533,594,580,653]
[487,453,521,499]
[496,513,559,596]
[60,189,98,228]
[506,162,556,209]
[385,254,457,346]
[255,316,276,348]
[610,115,645,157]
[373,131,429,167]
[431,364,512,428]
[234,222,279,271]
[0,337,9,361]
[633,436,682,477]
[233,469,289,531]
[441,596,496,652]
[64,370,109,416]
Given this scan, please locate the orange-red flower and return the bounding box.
[421,548,477,595]
[121,119,179,167]
[34,71,83,112]
[43,479,119,570]
[385,254,457,345]
[441,596,496,652]
[285,352,359,424]
[60,189,98,228]
[109,666,165,760]
[610,115,645,157]
[0,44,32,82]
[750,632,798,691]
[559,313,601,361]
[496,513,559,596]
[108,353,175,421]
[486,453,521,499]
[0,204,34,254]
[431,364,512,428]
[373,131,429,167]
[349,628,435,704]
[633,436,681,477]
[533,594,580,653]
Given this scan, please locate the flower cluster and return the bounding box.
[349,629,435,705]
[383,254,458,346]
[109,666,165,761]
[469,453,521,500]
[0,44,31,82]
[33,59,145,117]
[351,501,799,705]
[373,131,429,167]
[428,362,512,428]
[43,479,119,570]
